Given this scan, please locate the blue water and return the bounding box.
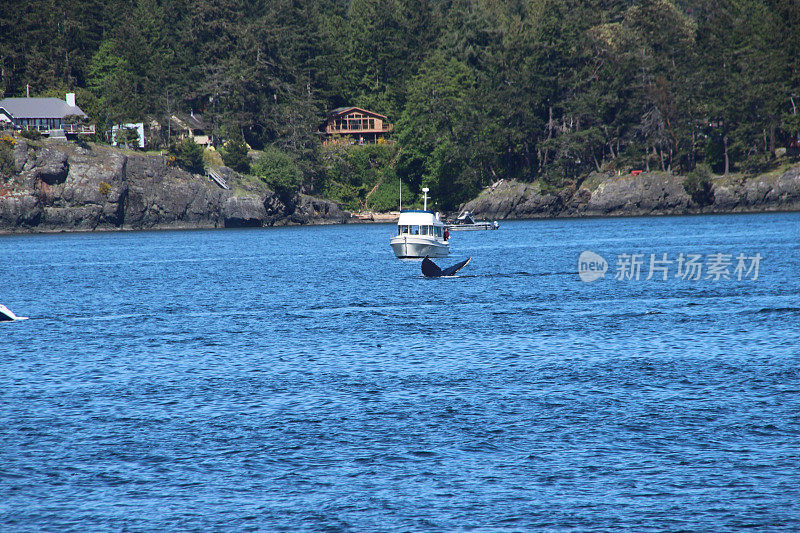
[1,214,799,532]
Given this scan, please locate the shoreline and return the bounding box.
[4,204,800,237]
[3,138,799,235]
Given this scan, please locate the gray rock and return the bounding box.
[582,172,690,216]
[0,194,42,228]
[289,194,350,225]
[223,196,268,227]
[33,147,69,185]
[12,138,29,172]
[459,166,800,220]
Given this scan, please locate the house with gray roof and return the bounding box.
[0,93,94,136]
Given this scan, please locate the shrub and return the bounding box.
[683,164,715,206]
[320,143,399,211]
[114,127,140,149]
[0,137,14,177]
[168,137,204,174]
[740,153,773,176]
[251,146,303,202]
[220,128,250,173]
[19,128,42,140]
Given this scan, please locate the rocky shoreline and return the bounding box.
[3,139,800,235]
[460,165,800,220]
[0,139,350,234]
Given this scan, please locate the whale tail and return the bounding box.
[422,256,471,277]
[0,304,27,322]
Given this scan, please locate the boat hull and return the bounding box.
[390,236,449,258]
[446,223,494,231]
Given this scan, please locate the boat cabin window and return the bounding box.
[434,226,442,237]
[411,225,420,235]
[398,225,409,235]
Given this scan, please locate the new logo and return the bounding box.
[578,250,608,282]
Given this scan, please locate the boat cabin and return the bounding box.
[397,223,445,239]
[396,210,446,237]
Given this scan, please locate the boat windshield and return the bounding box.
[397,225,421,234]
[398,224,439,236]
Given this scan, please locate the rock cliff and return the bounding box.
[0,139,349,233]
[461,165,800,219]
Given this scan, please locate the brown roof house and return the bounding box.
[321,107,393,145]
[0,93,94,137]
[170,111,212,147]
[146,111,212,148]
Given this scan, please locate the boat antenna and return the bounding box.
[399,178,402,211]
[422,187,429,211]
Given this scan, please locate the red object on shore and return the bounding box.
[630,170,643,176]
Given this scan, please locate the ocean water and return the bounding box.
[1,214,799,532]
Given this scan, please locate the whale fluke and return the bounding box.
[0,304,28,322]
[422,256,471,277]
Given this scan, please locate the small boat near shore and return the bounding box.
[390,188,449,258]
[445,211,499,231]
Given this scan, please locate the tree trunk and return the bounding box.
[723,132,729,175]
[769,123,776,158]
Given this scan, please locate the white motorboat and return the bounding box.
[0,304,28,322]
[390,188,449,258]
[446,211,499,231]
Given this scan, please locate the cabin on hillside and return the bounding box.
[321,107,393,145]
[169,111,211,147]
[0,93,94,136]
[144,111,212,149]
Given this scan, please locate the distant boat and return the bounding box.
[390,188,449,258]
[446,211,499,231]
[0,304,28,322]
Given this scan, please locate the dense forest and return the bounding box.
[2,0,799,210]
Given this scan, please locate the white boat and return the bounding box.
[446,211,499,231]
[390,188,449,258]
[0,304,28,322]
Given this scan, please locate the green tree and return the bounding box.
[169,138,205,174]
[251,146,303,202]
[87,39,139,131]
[115,127,140,149]
[683,164,714,206]
[397,52,484,210]
[220,127,250,173]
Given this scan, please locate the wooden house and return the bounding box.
[169,111,211,147]
[321,107,393,145]
[0,93,94,136]
[144,111,211,149]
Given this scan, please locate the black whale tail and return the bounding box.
[422,256,471,277]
